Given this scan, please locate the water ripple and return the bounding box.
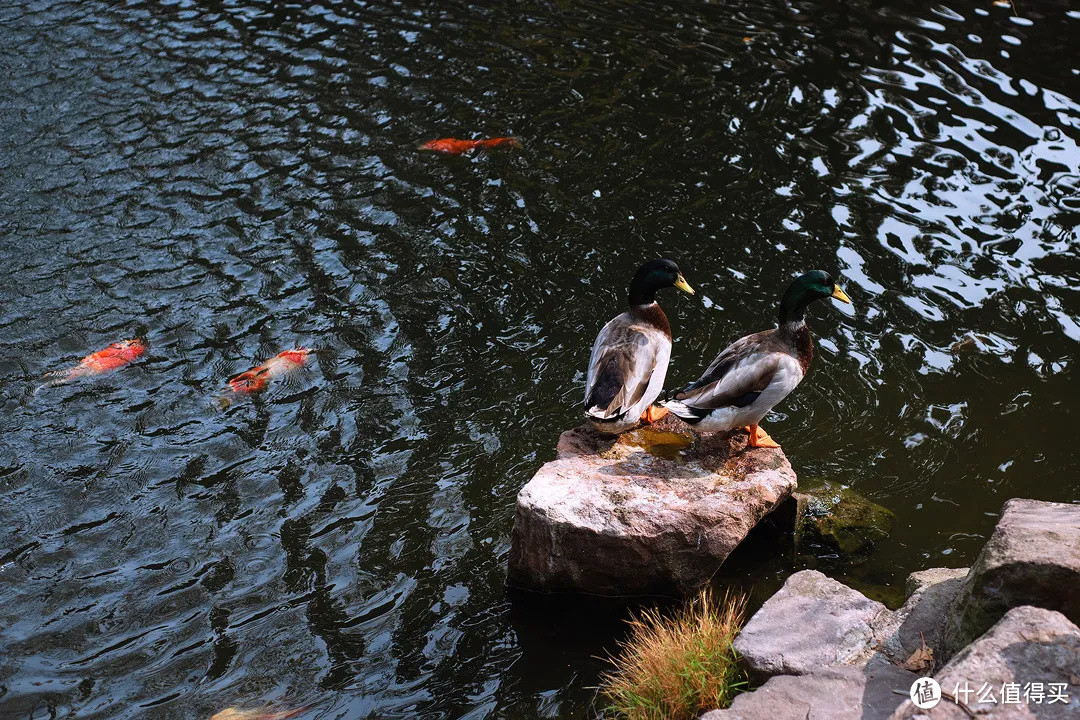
[0,0,1077,718]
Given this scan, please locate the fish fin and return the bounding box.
[35,368,77,391]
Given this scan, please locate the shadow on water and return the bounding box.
[0,0,1077,717]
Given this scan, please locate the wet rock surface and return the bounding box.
[942,499,1080,659]
[794,484,896,560]
[507,415,797,595]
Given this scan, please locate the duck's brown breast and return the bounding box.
[629,302,671,339]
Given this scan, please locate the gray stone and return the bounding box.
[905,568,970,599]
[795,485,896,559]
[890,568,969,670]
[942,499,1080,658]
[507,415,797,594]
[702,659,917,720]
[733,570,901,677]
[889,606,1080,719]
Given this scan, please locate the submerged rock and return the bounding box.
[941,498,1080,658]
[507,415,797,595]
[733,570,902,677]
[890,605,1080,719]
[794,484,896,559]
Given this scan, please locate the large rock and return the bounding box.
[507,416,797,595]
[942,499,1080,658]
[701,659,917,720]
[890,606,1080,719]
[892,568,969,669]
[795,485,896,560]
[733,570,902,676]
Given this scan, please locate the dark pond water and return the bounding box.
[1,0,1078,717]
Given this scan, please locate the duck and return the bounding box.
[584,259,695,434]
[662,270,850,448]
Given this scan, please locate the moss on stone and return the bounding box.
[796,484,896,559]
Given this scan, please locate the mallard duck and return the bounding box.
[584,259,695,433]
[662,270,850,448]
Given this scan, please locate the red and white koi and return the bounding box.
[38,338,147,390]
[227,348,311,395]
[418,136,521,155]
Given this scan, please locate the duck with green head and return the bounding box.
[584,259,695,434]
[662,270,851,448]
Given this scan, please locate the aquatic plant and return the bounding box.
[598,588,747,720]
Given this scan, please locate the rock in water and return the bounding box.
[794,484,896,560]
[941,498,1080,659]
[507,415,797,595]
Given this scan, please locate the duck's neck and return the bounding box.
[778,319,813,373]
[629,302,671,339]
[777,287,812,325]
[628,280,659,307]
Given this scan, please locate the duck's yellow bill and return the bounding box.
[832,285,851,304]
[674,274,695,295]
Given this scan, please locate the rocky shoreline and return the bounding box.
[709,498,1080,719]
[509,423,1079,717]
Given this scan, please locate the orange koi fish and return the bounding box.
[227,348,311,394]
[39,338,146,389]
[419,136,521,155]
[209,707,309,720]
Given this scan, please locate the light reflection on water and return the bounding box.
[0,0,1077,718]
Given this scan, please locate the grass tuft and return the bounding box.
[598,588,748,720]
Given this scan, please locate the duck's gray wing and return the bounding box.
[675,331,789,410]
[584,316,666,420]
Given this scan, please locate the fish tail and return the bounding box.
[268,707,311,720]
[35,368,78,391]
[209,706,310,720]
[481,136,521,150]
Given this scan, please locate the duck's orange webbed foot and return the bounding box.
[745,424,780,449]
[641,405,669,423]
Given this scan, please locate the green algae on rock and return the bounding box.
[795,484,896,560]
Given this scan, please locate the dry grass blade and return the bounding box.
[598,588,748,720]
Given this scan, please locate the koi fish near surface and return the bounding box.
[418,136,521,155]
[37,338,146,391]
[227,348,311,395]
[209,707,309,720]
